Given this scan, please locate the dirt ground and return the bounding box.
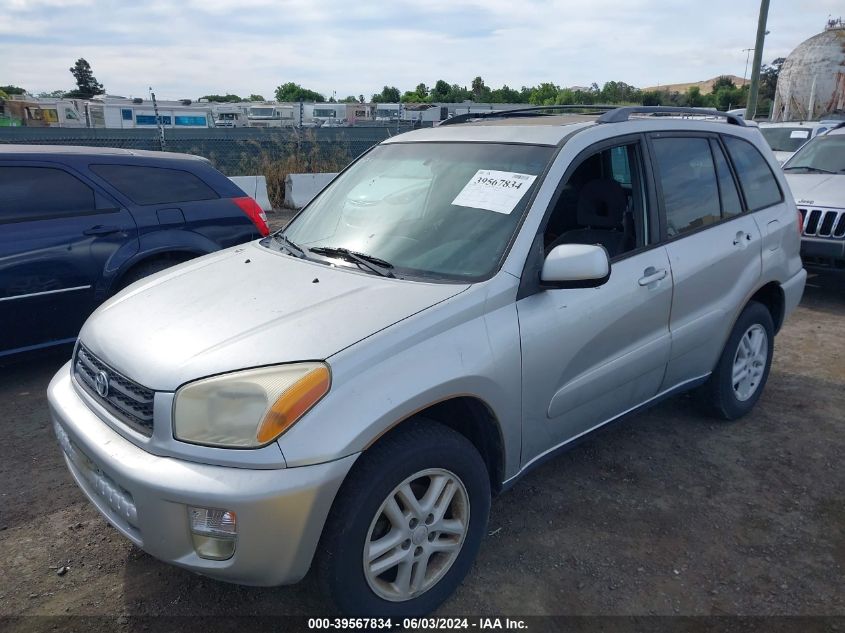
[1,269,843,628]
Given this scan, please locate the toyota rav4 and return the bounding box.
[48,106,806,617]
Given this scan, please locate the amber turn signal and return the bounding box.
[256,365,331,443]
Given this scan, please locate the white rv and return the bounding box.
[85,98,213,129]
[247,104,296,128]
[213,106,250,128]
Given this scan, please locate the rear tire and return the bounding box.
[697,301,774,420]
[316,420,491,617]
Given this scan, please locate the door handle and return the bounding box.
[83,225,122,236]
[733,231,752,246]
[638,267,667,286]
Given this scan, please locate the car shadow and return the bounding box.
[801,269,845,315]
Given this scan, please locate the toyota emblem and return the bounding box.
[95,371,109,398]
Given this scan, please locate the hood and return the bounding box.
[784,173,845,209]
[80,242,468,391]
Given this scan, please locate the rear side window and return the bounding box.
[723,136,783,211]
[0,166,95,222]
[651,137,721,237]
[90,164,219,205]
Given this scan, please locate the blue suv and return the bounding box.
[0,145,270,357]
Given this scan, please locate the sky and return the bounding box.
[1,0,842,101]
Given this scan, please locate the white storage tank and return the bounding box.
[772,19,845,122]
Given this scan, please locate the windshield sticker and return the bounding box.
[452,170,538,214]
[790,130,810,139]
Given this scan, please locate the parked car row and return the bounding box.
[0,145,269,357]
[4,104,842,615]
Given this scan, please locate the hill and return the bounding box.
[642,75,749,95]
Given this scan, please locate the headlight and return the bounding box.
[173,363,331,448]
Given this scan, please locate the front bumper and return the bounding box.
[801,237,845,267]
[48,362,358,586]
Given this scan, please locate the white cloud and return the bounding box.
[0,1,837,98]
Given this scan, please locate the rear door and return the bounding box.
[88,162,259,248]
[0,162,138,355]
[647,134,763,389]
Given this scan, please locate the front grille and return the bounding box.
[798,207,845,238]
[73,345,155,437]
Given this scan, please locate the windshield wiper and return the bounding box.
[309,246,396,278]
[272,233,307,258]
[783,166,836,174]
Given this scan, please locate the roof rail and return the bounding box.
[597,106,746,126]
[439,104,618,126]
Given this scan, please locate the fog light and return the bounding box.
[189,506,237,560]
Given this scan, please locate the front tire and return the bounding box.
[316,420,491,617]
[698,301,774,420]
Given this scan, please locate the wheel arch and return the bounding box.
[748,281,785,334]
[367,396,507,496]
[110,249,203,293]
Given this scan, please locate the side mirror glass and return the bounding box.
[540,243,611,289]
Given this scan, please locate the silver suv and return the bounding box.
[49,106,806,617]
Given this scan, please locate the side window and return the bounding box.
[543,142,646,259]
[723,136,783,211]
[90,164,219,205]
[710,139,742,217]
[0,166,96,222]
[651,137,720,237]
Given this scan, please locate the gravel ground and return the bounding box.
[0,267,842,629]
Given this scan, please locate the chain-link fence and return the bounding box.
[0,126,413,206]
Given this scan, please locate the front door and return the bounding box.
[517,137,673,465]
[0,162,138,355]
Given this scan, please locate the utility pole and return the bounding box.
[745,0,770,121]
[150,87,166,151]
[742,47,754,84]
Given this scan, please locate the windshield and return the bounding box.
[278,142,554,281]
[784,134,845,172]
[760,127,814,152]
[249,107,275,117]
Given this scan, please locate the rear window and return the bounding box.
[0,166,95,222]
[651,137,721,237]
[90,164,219,205]
[723,136,783,211]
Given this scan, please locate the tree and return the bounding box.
[66,58,104,99]
[274,82,325,102]
[470,76,491,102]
[711,76,736,92]
[430,79,451,102]
[490,84,522,103]
[528,82,559,105]
[200,94,242,102]
[641,90,664,106]
[685,85,705,107]
[339,95,359,103]
[1,85,26,96]
[372,86,400,103]
[38,89,67,99]
[759,57,784,103]
[248,94,265,101]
